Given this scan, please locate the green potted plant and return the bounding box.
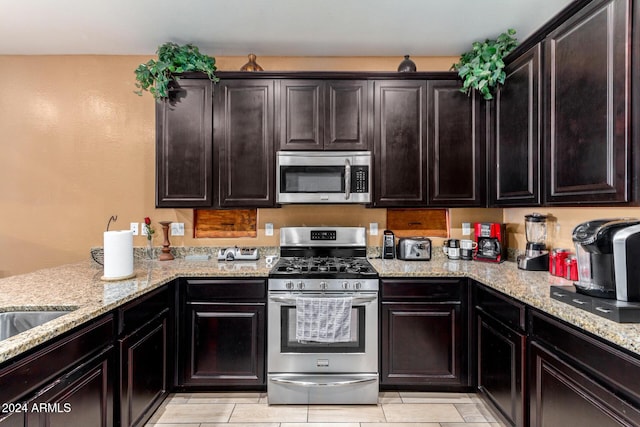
[134,42,219,99]
[451,29,518,100]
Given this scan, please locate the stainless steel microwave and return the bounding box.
[276,151,371,204]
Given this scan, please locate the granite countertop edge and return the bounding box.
[1,253,639,365]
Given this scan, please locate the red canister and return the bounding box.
[552,249,571,277]
[564,255,578,281]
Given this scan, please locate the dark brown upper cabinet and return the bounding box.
[490,44,542,206]
[373,80,428,207]
[543,0,631,205]
[156,78,213,208]
[214,79,275,207]
[279,80,370,150]
[427,80,486,207]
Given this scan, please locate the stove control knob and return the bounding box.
[285,281,294,290]
[296,281,305,290]
[342,281,350,290]
[354,281,362,290]
[320,281,328,290]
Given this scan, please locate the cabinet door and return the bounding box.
[381,302,465,387]
[119,314,168,427]
[26,349,114,427]
[156,78,213,207]
[183,303,265,388]
[427,80,485,206]
[215,80,275,207]
[491,44,541,206]
[373,80,428,207]
[477,312,525,427]
[279,80,324,150]
[529,341,640,426]
[324,80,370,150]
[544,0,630,204]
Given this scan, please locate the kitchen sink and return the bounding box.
[0,310,73,341]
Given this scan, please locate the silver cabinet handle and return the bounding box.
[345,158,351,200]
[572,299,588,305]
[595,306,612,313]
[268,295,377,305]
[270,376,377,387]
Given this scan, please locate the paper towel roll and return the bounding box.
[102,230,135,281]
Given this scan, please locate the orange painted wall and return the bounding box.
[1,54,634,277]
[0,55,462,277]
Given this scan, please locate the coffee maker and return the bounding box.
[473,222,508,263]
[572,218,640,300]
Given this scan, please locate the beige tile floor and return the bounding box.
[146,391,506,427]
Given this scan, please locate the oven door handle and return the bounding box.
[268,295,377,305]
[270,376,377,387]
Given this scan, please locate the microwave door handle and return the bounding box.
[344,159,351,200]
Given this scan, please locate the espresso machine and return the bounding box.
[473,222,508,263]
[572,218,640,299]
[517,213,549,271]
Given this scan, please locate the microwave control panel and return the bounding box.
[351,166,369,193]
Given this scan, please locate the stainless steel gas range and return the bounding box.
[267,227,379,404]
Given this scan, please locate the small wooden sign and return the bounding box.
[386,208,448,238]
[194,209,257,238]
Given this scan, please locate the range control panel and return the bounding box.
[310,230,337,240]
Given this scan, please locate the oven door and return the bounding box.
[267,291,378,373]
[276,151,371,204]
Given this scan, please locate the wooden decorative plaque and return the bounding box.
[386,208,448,238]
[194,209,257,238]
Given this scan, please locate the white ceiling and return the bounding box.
[0,0,575,56]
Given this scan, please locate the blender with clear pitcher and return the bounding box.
[517,213,549,270]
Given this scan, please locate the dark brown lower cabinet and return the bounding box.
[0,314,115,427]
[477,313,525,426]
[380,278,470,390]
[529,310,640,426]
[25,348,113,427]
[118,284,173,427]
[179,279,266,390]
[474,284,527,426]
[119,315,169,427]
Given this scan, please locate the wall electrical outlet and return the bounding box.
[265,223,274,236]
[171,222,185,236]
[130,222,139,235]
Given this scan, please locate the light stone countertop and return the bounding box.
[1,252,640,366]
[0,257,273,364]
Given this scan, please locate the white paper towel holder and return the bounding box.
[102,229,136,281]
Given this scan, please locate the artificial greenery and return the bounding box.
[134,42,219,99]
[451,29,518,100]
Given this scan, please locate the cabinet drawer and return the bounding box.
[474,284,526,332]
[185,279,266,301]
[118,285,171,336]
[382,278,464,301]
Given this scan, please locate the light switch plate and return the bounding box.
[370,223,378,235]
[462,222,471,236]
[171,222,185,236]
[130,222,139,235]
[265,223,274,236]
